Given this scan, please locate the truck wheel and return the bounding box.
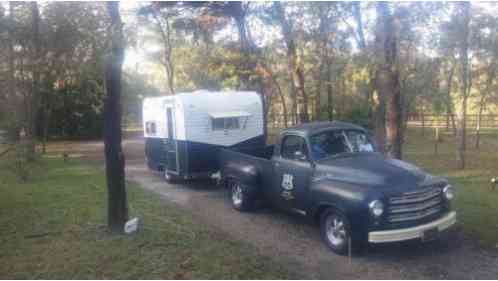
[229,180,254,211]
[320,209,352,255]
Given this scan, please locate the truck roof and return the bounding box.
[284,121,366,136]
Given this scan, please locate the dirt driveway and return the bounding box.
[68,135,498,279]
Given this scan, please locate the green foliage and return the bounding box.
[122,72,162,126]
[41,79,105,139]
[2,1,498,140]
[340,104,371,129]
[318,103,371,129]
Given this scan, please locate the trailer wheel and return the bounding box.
[164,171,179,184]
[229,179,255,212]
[146,158,154,170]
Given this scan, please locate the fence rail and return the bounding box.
[407,114,498,129]
[267,114,498,130]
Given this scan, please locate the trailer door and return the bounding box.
[165,107,178,174]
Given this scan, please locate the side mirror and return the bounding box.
[294,150,308,161]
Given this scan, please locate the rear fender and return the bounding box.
[222,162,260,194]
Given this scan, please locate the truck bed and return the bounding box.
[219,145,274,183]
[226,145,274,159]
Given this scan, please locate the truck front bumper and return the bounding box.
[368,211,456,243]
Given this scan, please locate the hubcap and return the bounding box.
[232,183,243,206]
[326,215,347,247]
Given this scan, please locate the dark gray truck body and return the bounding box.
[219,121,456,254]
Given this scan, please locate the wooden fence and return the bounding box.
[407,114,498,130]
[267,113,498,130]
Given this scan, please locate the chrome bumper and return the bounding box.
[368,211,456,243]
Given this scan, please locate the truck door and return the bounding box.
[272,135,313,212]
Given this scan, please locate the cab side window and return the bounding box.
[281,135,308,161]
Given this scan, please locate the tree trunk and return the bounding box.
[352,1,374,118]
[377,3,402,159]
[400,79,411,150]
[446,114,449,130]
[444,65,457,135]
[164,18,174,95]
[456,2,470,170]
[450,112,456,136]
[315,63,323,121]
[274,2,308,124]
[315,8,330,122]
[289,79,297,125]
[373,73,386,153]
[327,63,334,121]
[259,82,268,141]
[27,2,41,161]
[42,108,50,154]
[235,15,251,90]
[7,3,16,128]
[475,98,484,149]
[296,57,309,123]
[269,70,288,128]
[475,67,496,149]
[372,3,390,155]
[421,109,425,136]
[475,69,495,149]
[353,2,366,50]
[152,11,175,95]
[105,1,128,233]
[366,68,375,127]
[255,60,288,129]
[314,34,324,121]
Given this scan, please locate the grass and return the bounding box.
[0,156,295,279]
[404,127,498,247]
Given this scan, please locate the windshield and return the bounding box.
[309,129,375,160]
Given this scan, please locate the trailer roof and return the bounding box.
[284,121,366,136]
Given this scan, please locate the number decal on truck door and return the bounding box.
[281,174,295,200]
[282,174,294,190]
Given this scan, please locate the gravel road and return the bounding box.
[73,136,498,279]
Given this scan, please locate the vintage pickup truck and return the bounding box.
[220,121,456,255]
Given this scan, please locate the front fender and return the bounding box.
[309,178,378,237]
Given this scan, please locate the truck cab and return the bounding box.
[220,121,456,255]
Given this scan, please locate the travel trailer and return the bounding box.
[142,90,265,182]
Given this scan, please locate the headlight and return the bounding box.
[369,200,384,217]
[443,185,454,200]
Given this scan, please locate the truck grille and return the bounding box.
[387,186,443,223]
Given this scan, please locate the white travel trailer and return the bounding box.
[142,90,265,182]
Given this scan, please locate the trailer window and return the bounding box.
[145,121,157,135]
[226,118,240,130]
[212,118,225,130]
[212,117,240,131]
